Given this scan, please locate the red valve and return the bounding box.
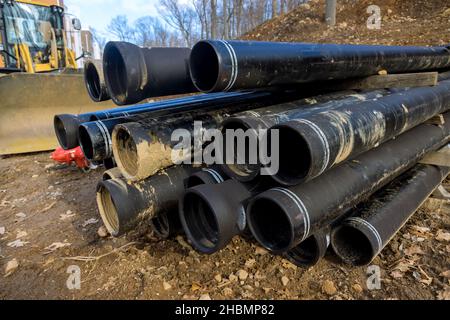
[51,146,89,169]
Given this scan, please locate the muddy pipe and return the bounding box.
[96,165,196,236]
[270,79,450,185]
[84,60,110,102]
[150,211,183,239]
[78,90,282,161]
[284,227,331,268]
[54,91,258,150]
[103,41,197,105]
[221,89,391,182]
[189,40,450,92]
[102,167,123,181]
[331,161,450,266]
[246,113,450,254]
[111,89,304,180]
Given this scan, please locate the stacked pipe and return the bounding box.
[50,40,450,268]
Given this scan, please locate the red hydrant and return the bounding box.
[51,146,89,169]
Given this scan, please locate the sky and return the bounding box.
[64,0,161,39]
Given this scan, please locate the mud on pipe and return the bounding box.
[331,161,450,266]
[103,41,196,106]
[246,113,450,254]
[54,92,241,149]
[189,40,450,92]
[96,165,196,237]
[220,89,391,182]
[269,79,450,186]
[78,90,280,162]
[111,90,303,181]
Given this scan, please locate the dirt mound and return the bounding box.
[243,0,450,46]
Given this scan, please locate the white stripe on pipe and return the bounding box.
[294,119,330,177]
[202,168,224,183]
[97,120,112,158]
[223,40,238,91]
[219,40,238,92]
[346,217,383,253]
[271,187,311,242]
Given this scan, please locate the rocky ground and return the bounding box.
[0,153,449,300]
[243,0,450,46]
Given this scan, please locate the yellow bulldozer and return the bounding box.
[0,0,113,155]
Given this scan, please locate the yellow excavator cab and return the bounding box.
[0,0,114,155]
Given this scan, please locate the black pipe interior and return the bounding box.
[85,63,102,100]
[190,42,220,92]
[105,45,128,101]
[115,128,139,177]
[223,120,260,178]
[286,236,319,266]
[273,125,312,183]
[183,192,219,250]
[248,197,293,252]
[332,225,373,266]
[54,116,68,148]
[78,125,94,160]
[151,213,170,238]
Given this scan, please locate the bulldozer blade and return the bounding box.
[0,72,115,155]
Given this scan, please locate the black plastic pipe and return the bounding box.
[331,162,450,266]
[150,211,183,239]
[246,112,450,254]
[111,90,305,180]
[284,227,331,268]
[180,177,273,254]
[78,90,283,161]
[269,80,450,185]
[184,167,228,188]
[221,89,390,182]
[149,167,228,240]
[54,91,257,150]
[103,41,196,105]
[96,165,195,236]
[189,40,450,92]
[84,60,110,102]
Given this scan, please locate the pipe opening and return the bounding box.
[97,184,120,236]
[85,63,102,101]
[54,116,68,148]
[273,125,312,184]
[190,42,220,92]
[222,120,260,180]
[248,197,293,252]
[151,213,170,238]
[183,192,219,251]
[332,225,374,266]
[78,125,95,160]
[114,127,139,177]
[286,236,319,267]
[104,45,128,102]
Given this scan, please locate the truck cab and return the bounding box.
[0,0,78,73]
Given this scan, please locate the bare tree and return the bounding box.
[107,15,135,42]
[210,0,218,38]
[90,27,107,53]
[159,0,198,46]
